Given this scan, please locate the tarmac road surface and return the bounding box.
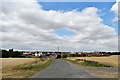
[31,59,101,78]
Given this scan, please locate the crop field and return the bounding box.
[0,58,36,78]
[2,58,35,68]
[0,58,1,79]
[2,58,54,78]
[67,55,119,67]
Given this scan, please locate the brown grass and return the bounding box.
[0,58,1,80]
[2,58,35,68]
[68,55,119,67]
[1,58,36,78]
[2,58,54,78]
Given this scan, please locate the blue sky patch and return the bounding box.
[55,28,75,37]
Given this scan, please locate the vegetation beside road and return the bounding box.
[2,58,54,78]
[62,57,118,78]
[67,55,119,67]
[2,58,35,68]
[63,58,111,67]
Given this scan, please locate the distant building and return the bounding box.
[35,52,42,57]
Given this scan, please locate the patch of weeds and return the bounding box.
[65,59,111,67]
[80,60,111,67]
[3,58,54,78]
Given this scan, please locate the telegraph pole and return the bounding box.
[58,46,59,52]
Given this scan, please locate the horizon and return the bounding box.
[1,48,119,52]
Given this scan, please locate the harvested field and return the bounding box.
[0,58,1,79]
[2,58,54,78]
[67,55,119,67]
[2,58,35,68]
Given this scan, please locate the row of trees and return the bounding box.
[99,52,120,55]
[1,49,23,58]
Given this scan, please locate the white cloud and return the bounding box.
[111,0,120,16]
[111,0,120,24]
[1,0,118,51]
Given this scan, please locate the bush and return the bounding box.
[81,60,111,67]
[62,54,68,58]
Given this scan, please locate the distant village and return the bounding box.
[1,49,119,58]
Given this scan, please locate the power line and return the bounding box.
[80,21,118,41]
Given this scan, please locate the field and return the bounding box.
[0,58,35,79]
[0,58,1,80]
[2,58,35,68]
[67,55,119,67]
[65,55,119,78]
[1,58,54,78]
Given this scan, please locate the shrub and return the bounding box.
[62,54,68,58]
[81,60,111,67]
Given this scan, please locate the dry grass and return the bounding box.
[2,58,54,78]
[0,58,35,78]
[68,55,119,67]
[2,58,35,68]
[0,58,2,80]
[1,58,36,78]
[65,56,119,78]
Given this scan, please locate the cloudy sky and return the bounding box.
[1,0,119,52]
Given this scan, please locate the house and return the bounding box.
[23,52,34,57]
[35,52,43,57]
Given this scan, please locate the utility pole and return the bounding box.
[58,46,59,52]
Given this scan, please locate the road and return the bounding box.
[32,59,101,78]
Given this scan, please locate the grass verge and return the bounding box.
[2,58,54,78]
[63,58,111,67]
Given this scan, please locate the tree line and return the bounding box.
[1,49,23,58]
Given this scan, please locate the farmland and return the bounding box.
[0,58,1,80]
[2,58,54,78]
[63,55,119,78]
[2,58,35,68]
[1,58,35,78]
[67,55,119,67]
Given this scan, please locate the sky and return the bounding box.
[0,0,119,52]
[40,2,118,32]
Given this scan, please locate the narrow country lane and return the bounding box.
[31,59,100,78]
